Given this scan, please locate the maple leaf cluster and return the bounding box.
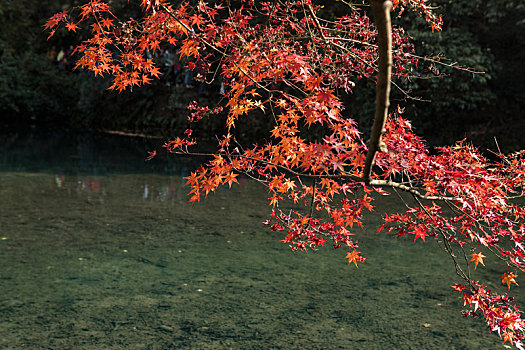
[46,0,525,347]
[452,281,525,348]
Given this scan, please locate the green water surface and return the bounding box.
[0,132,516,349]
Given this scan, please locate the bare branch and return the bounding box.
[369,179,458,201]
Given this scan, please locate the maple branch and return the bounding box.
[169,149,459,201]
[409,192,473,287]
[361,0,392,184]
[89,0,123,57]
[301,2,382,85]
[159,3,272,94]
[103,129,164,139]
[170,149,362,182]
[368,179,459,201]
[308,178,317,218]
[390,81,431,102]
[306,4,328,42]
[336,0,369,10]
[444,200,525,271]
[410,53,485,75]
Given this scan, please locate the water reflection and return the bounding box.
[56,174,100,194]
[142,182,178,202]
[1,131,210,203]
[54,172,103,194]
[48,172,195,203]
[0,130,201,177]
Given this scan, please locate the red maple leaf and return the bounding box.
[413,225,428,242]
[146,150,157,160]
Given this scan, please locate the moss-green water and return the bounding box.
[0,133,516,349]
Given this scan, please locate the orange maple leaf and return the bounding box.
[469,252,485,269]
[188,193,200,205]
[500,272,519,290]
[283,178,296,191]
[345,250,363,267]
[148,66,161,79]
[45,11,68,29]
[190,14,205,27]
[179,40,199,59]
[223,172,239,188]
[100,17,113,29]
[502,331,515,346]
[141,74,152,85]
[268,193,283,207]
[65,22,79,32]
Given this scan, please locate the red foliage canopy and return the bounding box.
[47,0,525,346]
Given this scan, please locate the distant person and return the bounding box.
[183,58,194,88]
[46,46,57,61]
[172,55,182,87]
[57,48,67,70]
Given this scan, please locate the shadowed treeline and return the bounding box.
[1,0,524,151]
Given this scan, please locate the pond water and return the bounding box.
[0,131,515,349]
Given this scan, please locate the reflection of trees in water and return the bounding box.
[0,131,201,174]
[52,172,188,202]
[50,170,252,204]
[142,182,178,202]
[1,131,246,202]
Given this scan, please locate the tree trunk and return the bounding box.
[362,0,393,183]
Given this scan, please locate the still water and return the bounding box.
[0,131,514,349]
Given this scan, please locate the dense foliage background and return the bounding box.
[1,0,523,151]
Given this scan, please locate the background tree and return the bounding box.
[399,0,525,150]
[0,0,80,128]
[4,0,524,148]
[46,0,525,347]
